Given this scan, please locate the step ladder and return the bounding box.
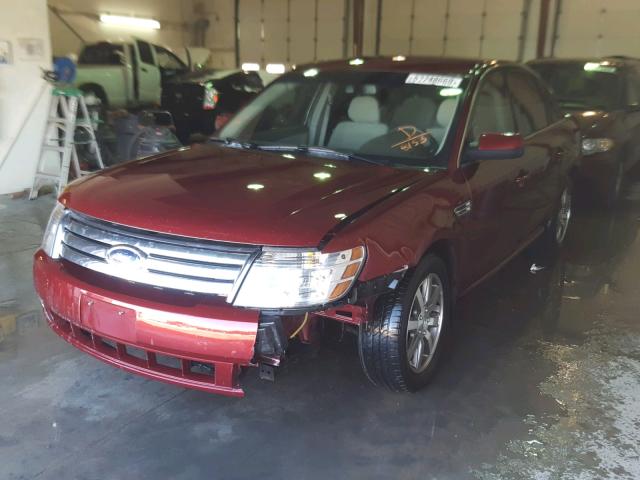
[29,87,104,200]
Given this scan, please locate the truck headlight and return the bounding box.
[582,138,614,155]
[41,202,66,259]
[203,84,219,110]
[233,246,365,309]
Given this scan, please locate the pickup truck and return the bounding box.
[75,40,190,108]
[35,57,580,397]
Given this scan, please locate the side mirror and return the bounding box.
[465,133,524,161]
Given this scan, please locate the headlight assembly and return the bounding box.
[41,202,66,259]
[581,137,614,156]
[233,246,365,309]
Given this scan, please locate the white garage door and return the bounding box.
[378,0,529,60]
[551,0,640,57]
[238,0,346,66]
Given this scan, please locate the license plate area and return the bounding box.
[80,295,136,344]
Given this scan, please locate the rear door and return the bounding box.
[505,68,563,243]
[459,68,522,282]
[134,39,161,104]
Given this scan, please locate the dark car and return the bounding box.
[34,57,579,397]
[528,57,640,205]
[161,69,264,143]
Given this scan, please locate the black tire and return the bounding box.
[358,254,452,392]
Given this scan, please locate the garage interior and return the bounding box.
[1,1,640,479]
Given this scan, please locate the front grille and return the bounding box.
[59,211,260,297]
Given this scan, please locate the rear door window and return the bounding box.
[506,70,549,136]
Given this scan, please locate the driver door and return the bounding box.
[459,69,525,283]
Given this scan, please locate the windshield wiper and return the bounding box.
[208,137,259,150]
[257,144,387,166]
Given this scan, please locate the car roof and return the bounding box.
[294,56,518,75]
[528,57,640,68]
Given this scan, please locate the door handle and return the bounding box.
[552,147,566,160]
[514,169,530,187]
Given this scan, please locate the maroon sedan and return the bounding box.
[34,57,579,396]
[528,57,640,206]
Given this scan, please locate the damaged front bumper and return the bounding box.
[33,251,260,397]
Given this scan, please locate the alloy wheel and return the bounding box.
[556,188,572,244]
[406,273,445,373]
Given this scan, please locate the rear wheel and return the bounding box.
[358,254,451,392]
[527,184,572,264]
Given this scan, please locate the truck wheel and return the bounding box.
[358,254,451,392]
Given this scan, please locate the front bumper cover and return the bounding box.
[33,251,260,397]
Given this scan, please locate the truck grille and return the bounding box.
[59,211,260,298]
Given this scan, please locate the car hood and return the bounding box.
[564,109,618,136]
[61,144,427,247]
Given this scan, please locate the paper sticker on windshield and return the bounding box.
[405,73,463,88]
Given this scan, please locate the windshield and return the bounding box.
[218,70,467,168]
[530,62,623,111]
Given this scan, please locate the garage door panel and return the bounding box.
[445,13,482,57]
[239,0,263,63]
[317,0,344,60]
[379,0,412,55]
[411,0,447,55]
[263,0,288,62]
[290,0,317,64]
[482,0,522,59]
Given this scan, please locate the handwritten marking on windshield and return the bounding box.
[392,126,431,152]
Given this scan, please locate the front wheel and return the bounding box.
[358,254,452,392]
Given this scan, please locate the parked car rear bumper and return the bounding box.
[33,251,259,397]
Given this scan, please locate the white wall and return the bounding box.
[48,0,190,57]
[0,0,52,195]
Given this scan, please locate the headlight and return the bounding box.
[41,202,66,259]
[582,138,614,155]
[233,246,365,309]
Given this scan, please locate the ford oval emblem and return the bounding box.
[105,245,147,268]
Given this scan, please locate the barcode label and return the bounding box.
[405,73,463,87]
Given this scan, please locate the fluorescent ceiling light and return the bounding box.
[392,55,406,62]
[100,14,160,30]
[266,63,285,74]
[303,68,319,77]
[241,62,260,71]
[349,58,364,66]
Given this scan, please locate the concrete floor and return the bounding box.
[1,184,639,480]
